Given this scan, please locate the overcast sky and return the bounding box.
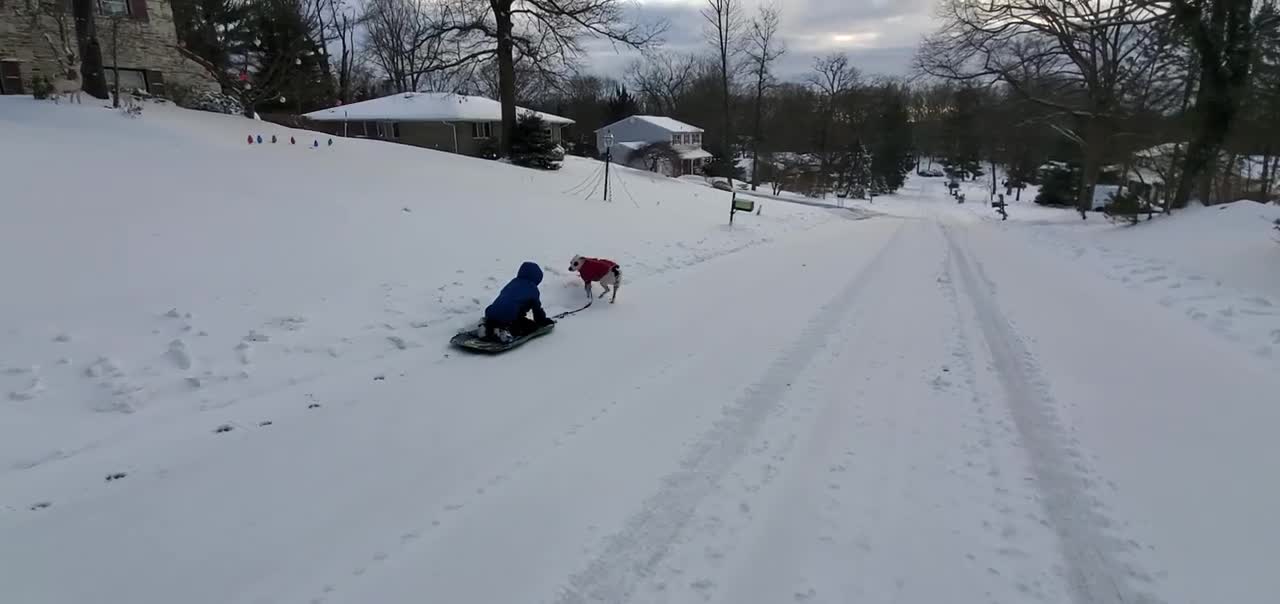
[583,0,939,81]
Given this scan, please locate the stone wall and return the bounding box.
[0,0,218,97]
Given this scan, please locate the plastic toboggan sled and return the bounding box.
[449,323,555,353]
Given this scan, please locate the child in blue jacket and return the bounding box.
[481,261,553,342]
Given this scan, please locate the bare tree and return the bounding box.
[102,10,136,108]
[744,3,784,190]
[1160,0,1265,206]
[809,53,859,192]
[918,0,1181,216]
[702,0,744,181]
[402,0,663,157]
[362,0,462,93]
[314,0,362,103]
[627,50,699,115]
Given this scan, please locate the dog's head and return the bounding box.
[568,255,586,273]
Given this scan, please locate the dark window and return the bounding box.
[98,0,130,16]
[102,67,146,93]
[392,122,401,138]
[472,122,493,139]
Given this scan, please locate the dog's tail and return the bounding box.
[611,265,621,282]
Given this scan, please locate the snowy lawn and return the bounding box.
[0,97,835,470]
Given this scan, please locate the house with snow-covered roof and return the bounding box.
[596,115,713,177]
[304,92,573,158]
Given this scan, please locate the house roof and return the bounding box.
[597,115,704,133]
[678,148,713,160]
[304,92,574,125]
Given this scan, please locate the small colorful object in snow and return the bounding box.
[247,134,253,144]
[327,138,333,146]
[271,134,277,143]
[313,140,319,148]
[256,135,263,144]
[290,136,296,145]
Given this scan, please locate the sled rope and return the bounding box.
[552,300,593,320]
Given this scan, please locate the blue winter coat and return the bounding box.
[484,261,547,324]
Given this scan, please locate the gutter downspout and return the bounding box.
[443,121,458,153]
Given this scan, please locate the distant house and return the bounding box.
[596,115,713,177]
[304,92,574,157]
[1,0,218,97]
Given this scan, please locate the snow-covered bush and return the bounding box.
[180,89,245,116]
[1102,190,1154,224]
[1035,163,1080,207]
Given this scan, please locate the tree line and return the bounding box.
[916,0,1280,212]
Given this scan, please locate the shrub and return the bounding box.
[1101,190,1153,224]
[1035,163,1080,206]
[31,75,53,100]
[179,89,245,116]
[509,113,562,170]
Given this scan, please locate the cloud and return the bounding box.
[582,0,936,79]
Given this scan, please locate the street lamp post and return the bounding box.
[603,131,615,203]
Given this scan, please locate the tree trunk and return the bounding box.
[493,0,517,158]
[110,19,119,108]
[750,78,763,191]
[719,51,733,184]
[1260,146,1272,200]
[1172,0,1253,209]
[1077,118,1107,219]
[990,157,997,199]
[72,0,108,99]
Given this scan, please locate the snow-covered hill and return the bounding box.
[0,97,833,468]
[3,97,1278,604]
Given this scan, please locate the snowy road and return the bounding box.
[4,212,1278,604]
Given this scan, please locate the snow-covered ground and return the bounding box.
[2,97,1278,604]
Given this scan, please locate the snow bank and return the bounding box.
[1024,200,1280,365]
[0,97,833,469]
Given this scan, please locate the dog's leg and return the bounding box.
[584,282,593,300]
[611,280,619,303]
[598,283,610,299]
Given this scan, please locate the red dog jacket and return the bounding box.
[577,258,618,282]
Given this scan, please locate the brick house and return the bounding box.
[0,0,218,97]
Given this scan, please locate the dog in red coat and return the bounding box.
[569,255,621,303]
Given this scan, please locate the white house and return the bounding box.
[596,115,713,177]
[304,92,573,157]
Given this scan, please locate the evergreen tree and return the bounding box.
[604,84,640,125]
[1035,163,1081,207]
[868,84,914,193]
[510,113,563,170]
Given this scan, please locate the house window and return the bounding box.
[392,122,401,139]
[99,0,130,17]
[693,133,702,146]
[472,122,493,139]
[102,67,146,93]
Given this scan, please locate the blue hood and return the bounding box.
[517,261,543,285]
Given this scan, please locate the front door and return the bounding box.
[0,61,24,95]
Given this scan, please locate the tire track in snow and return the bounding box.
[943,225,1164,604]
[553,222,907,604]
